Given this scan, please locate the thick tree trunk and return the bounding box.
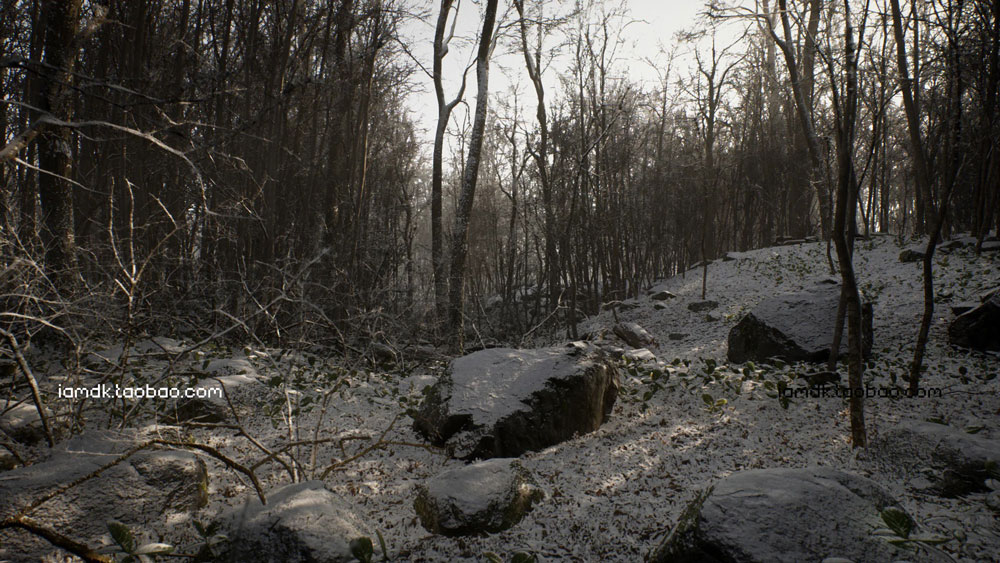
[36,0,83,286]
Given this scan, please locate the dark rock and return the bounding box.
[687,300,718,313]
[614,322,656,348]
[727,283,873,364]
[414,458,543,536]
[223,481,366,563]
[651,467,938,563]
[668,333,688,341]
[899,247,925,263]
[653,302,667,310]
[951,303,976,316]
[948,292,1000,351]
[876,420,1000,497]
[801,370,840,386]
[651,290,677,301]
[412,346,619,460]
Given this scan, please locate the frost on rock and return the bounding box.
[170,356,262,423]
[414,458,543,536]
[412,346,619,459]
[614,322,656,348]
[223,481,366,563]
[727,283,873,364]
[651,467,943,563]
[0,431,209,560]
[875,420,1000,497]
[948,291,1000,352]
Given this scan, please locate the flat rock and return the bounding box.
[131,450,208,511]
[650,290,676,301]
[223,481,366,563]
[949,292,1000,352]
[614,322,655,348]
[414,458,543,536]
[727,283,873,364]
[687,300,718,312]
[0,431,210,560]
[651,467,942,563]
[875,420,1000,497]
[412,346,619,460]
[170,372,261,423]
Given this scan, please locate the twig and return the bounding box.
[0,328,55,447]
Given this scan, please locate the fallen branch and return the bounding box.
[0,328,55,447]
[0,515,110,563]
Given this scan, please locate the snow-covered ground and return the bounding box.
[3,235,998,562]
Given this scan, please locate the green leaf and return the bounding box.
[350,536,374,563]
[134,542,174,555]
[511,553,537,563]
[375,529,388,561]
[108,520,135,554]
[702,393,714,406]
[880,507,914,539]
[483,553,504,563]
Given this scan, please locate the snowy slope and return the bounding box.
[2,235,997,562]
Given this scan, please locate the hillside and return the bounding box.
[2,235,999,562]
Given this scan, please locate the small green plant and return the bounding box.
[351,531,388,562]
[701,393,727,413]
[875,507,950,549]
[191,520,227,562]
[104,521,173,562]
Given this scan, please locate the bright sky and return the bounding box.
[400,0,737,140]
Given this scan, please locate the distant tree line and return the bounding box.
[0,0,997,352]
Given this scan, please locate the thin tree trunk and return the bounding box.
[448,0,498,350]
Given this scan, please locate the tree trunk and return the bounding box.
[36,0,83,286]
[447,0,499,350]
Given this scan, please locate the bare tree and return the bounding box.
[431,0,469,328]
[448,0,499,349]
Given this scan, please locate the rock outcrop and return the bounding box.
[413,346,619,460]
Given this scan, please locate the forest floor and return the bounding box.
[2,234,999,562]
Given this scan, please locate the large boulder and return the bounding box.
[651,467,942,563]
[223,481,367,563]
[948,291,1000,352]
[727,284,873,364]
[412,346,619,460]
[0,432,210,560]
[875,420,1000,497]
[414,458,543,536]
